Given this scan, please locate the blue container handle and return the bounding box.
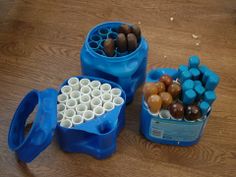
[8,88,58,163]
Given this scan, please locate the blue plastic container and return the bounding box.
[8,76,126,163]
[80,22,149,103]
[140,68,211,146]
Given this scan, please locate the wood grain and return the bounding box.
[0,0,236,177]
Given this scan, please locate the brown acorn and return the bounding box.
[131,24,141,42]
[159,75,173,87]
[127,33,138,52]
[147,95,162,113]
[168,83,182,99]
[159,92,173,108]
[116,33,127,53]
[118,24,131,35]
[185,105,202,121]
[143,82,158,101]
[169,102,184,119]
[155,81,166,93]
[103,38,115,57]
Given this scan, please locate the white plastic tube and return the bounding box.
[80,86,91,95]
[80,78,90,87]
[72,115,83,125]
[113,96,124,106]
[68,77,80,91]
[89,80,101,90]
[100,83,111,93]
[93,106,105,117]
[60,119,73,128]
[79,94,91,109]
[66,99,77,109]
[111,88,122,98]
[103,102,115,112]
[57,103,66,113]
[83,110,95,121]
[64,109,76,120]
[91,89,102,98]
[76,103,88,116]
[90,97,102,110]
[61,85,72,95]
[70,90,80,103]
[57,112,64,122]
[57,93,68,103]
[159,109,171,119]
[101,93,112,104]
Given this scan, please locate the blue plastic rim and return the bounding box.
[140,68,211,146]
[8,88,58,163]
[56,75,126,159]
[80,21,149,103]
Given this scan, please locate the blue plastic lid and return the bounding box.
[8,88,58,163]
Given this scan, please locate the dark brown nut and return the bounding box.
[185,105,202,121]
[131,24,141,42]
[168,83,182,99]
[118,24,131,35]
[103,38,115,57]
[169,102,184,119]
[127,33,138,52]
[116,33,127,53]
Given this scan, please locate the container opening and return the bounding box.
[99,28,109,35]
[98,121,113,134]
[107,32,118,40]
[89,41,98,49]
[91,35,101,41]
[95,49,104,55]
[110,27,118,33]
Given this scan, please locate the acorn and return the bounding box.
[116,33,127,53]
[118,24,131,35]
[159,75,173,87]
[127,33,138,52]
[159,92,173,108]
[143,82,158,101]
[131,24,141,42]
[168,83,182,99]
[103,38,115,57]
[185,105,202,121]
[147,95,162,113]
[169,102,184,119]
[155,81,166,93]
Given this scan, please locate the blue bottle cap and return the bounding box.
[205,73,220,90]
[189,68,200,80]
[180,71,192,83]
[194,84,205,96]
[198,65,209,74]
[204,91,216,105]
[8,89,58,163]
[189,56,200,68]
[199,101,210,115]
[182,79,194,91]
[183,89,196,105]
[178,65,188,77]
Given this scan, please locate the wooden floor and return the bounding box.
[0,0,236,177]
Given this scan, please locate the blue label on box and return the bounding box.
[149,117,204,142]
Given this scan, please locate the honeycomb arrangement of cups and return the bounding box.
[57,77,124,128]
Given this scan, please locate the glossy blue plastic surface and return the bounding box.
[56,76,126,159]
[80,22,149,103]
[8,89,58,163]
[140,68,211,146]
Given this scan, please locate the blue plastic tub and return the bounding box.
[140,68,211,146]
[8,76,126,163]
[80,22,149,103]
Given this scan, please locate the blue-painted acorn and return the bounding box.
[127,33,138,52]
[103,38,115,57]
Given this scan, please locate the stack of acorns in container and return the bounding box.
[103,23,141,57]
[143,56,220,121]
[57,77,124,128]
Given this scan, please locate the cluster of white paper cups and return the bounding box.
[57,77,124,128]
